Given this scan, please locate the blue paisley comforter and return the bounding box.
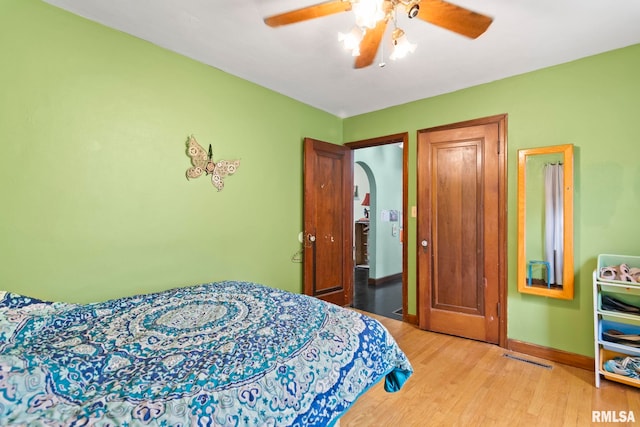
[0,281,412,426]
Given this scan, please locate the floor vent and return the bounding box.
[503,353,553,369]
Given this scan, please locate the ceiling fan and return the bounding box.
[264,0,493,69]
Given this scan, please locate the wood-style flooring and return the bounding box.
[341,312,640,427]
[352,267,402,321]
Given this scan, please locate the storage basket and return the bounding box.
[599,348,640,387]
[597,254,640,285]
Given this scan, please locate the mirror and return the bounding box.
[517,144,574,299]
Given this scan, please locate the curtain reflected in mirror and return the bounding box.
[545,162,563,286]
[518,144,574,299]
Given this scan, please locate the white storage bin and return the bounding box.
[597,254,640,285]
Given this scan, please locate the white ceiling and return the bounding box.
[42,0,640,118]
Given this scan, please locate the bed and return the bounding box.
[0,280,412,426]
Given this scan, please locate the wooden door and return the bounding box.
[417,116,506,344]
[303,138,353,306]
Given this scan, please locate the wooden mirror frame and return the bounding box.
[517,144,574,299]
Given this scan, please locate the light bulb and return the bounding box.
[352,0,385,29]
[338,26,364,55]
[390,28,416,60]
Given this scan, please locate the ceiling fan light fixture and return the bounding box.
[389,28,416,60]
[352,0,386,29]
[338,26,364,56]
[264,0,493,68]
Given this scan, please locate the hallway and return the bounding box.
[352,267,402,321]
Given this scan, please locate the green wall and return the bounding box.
[0,0,341,302]
[2,0,640,358]
[344,43,640,357]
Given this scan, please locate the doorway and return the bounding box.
[416,115,507,345]
[346,133,408,321]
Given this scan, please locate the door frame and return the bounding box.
[416,115,508,347]
[345,132,411,323]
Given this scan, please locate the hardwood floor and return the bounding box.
[352,267,402,321]
[341,312,640,427]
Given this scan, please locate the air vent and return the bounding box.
[503,353,553,369]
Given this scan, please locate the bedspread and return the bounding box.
[0,281,412,426]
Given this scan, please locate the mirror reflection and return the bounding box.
[517,144,574,299]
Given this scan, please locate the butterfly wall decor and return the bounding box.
[185,135,240,191]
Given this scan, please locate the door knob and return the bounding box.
[308,234,316,242]
[421,240,428,248]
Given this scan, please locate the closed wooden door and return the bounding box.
[417,116,506,344]
[303,138,353,306]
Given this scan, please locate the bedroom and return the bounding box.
[1,0,640,424]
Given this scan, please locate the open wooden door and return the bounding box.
[303,138,353,306]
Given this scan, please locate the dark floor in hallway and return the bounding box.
[352,267,402,320]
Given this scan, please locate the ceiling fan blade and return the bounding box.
[417,0,493,39]
[264,0,352,27]
[354,19,387,69]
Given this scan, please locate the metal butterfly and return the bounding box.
[185,135,240,191]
